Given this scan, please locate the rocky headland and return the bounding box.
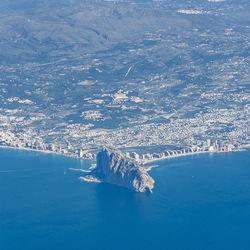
[91,148,155,193]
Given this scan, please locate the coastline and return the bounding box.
[0,145,78,160]
[0,144,248,168]
[142,148,245,165]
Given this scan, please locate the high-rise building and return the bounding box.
[78,149,84,158]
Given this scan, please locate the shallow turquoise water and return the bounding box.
[0,148,250,250]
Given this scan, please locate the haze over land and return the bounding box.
[0,0,249,160]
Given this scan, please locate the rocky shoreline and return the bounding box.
[86,148,155,193]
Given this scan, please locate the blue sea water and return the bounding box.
[0,148,250,250]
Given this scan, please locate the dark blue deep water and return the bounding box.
[0,148,250,250]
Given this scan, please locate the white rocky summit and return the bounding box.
[93,148,155,193]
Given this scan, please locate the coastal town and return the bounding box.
[0,0,249,165]
[0,126,245,165]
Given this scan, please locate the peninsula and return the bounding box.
[83,148,155,193]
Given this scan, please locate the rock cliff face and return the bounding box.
[94,148,154,193]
